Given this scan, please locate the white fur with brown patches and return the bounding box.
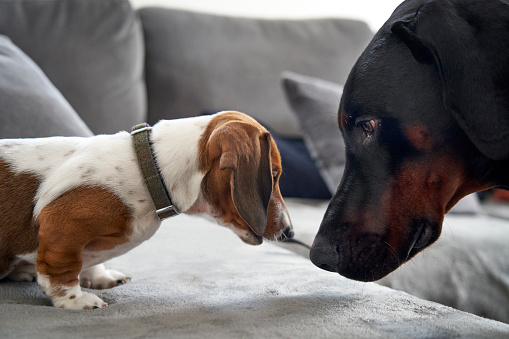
[0,111,292,310]
[0,115,212,264]
[0,116,209,309]
[0,115,212,220]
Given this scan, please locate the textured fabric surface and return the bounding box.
[0,35,92,138]
[139,8,373,137]
[282,71,345,193]
[1,201,509,338]
[0,0,146,134]
[279,200,509,324]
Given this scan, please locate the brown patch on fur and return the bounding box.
[197,111,290,242]
[36,186,132,287]
[0,161,40,277]
[380,154,487,254]
[263,138,290,239]
[198,112,265,172]
[52,285,69,298]
[406,125,433,151]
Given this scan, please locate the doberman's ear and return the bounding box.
[220,132,273,236]
[392,0,509,160]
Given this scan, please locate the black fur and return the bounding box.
[310,0,509,281]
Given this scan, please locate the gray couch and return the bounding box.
[1,0,509,338]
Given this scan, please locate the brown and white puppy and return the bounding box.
[0,111,292,309]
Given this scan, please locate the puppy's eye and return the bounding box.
[359,120,376,136]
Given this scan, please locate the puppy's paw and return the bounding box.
[53,290,108,310]
[80,264,131,290]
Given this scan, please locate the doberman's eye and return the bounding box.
[358,120,376,136]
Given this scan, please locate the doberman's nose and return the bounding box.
[309,234,339,272]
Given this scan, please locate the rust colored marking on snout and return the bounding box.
[380,152,485,262]
[330,151,488,281]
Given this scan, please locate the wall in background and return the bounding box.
[129,0,403,31]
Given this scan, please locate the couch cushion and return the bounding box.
[0,0,146,134]
[138,8,373,137]
[271,134,331,199]
[2,211,509,337]
[0,35,92,138]
[281,71,345,194]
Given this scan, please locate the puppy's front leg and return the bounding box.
[36,236,107,310]
[35,186,131,309]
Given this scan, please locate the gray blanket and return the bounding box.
[1,200,508,338]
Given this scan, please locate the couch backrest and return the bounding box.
[139,8,373,137]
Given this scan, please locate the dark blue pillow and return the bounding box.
[271,134,331,200]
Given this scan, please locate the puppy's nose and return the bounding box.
[282,226,294,239]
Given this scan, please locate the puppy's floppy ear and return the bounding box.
[392,0,509,160]
[220,131,273,237]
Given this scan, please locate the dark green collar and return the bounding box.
[131,123,179,220]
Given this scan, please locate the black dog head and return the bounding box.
[310,0,509,281]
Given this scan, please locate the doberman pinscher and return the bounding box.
[310,0,509,281]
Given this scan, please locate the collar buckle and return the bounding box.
[131,126,152,135]
[156,205,180,220]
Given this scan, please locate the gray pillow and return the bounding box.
[281,71,345,194]
[0,0,145,134]
[0,35,93,138]
[138,8,373,137]
[281,71,481,213]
